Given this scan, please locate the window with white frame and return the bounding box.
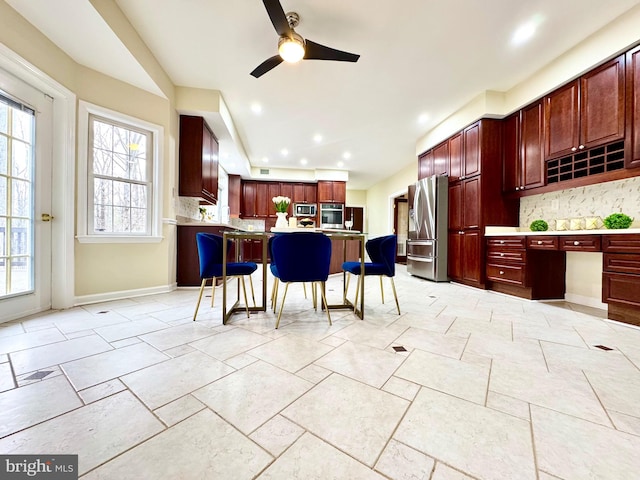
[77,101,163,243]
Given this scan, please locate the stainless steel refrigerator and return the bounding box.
[407,175,449,281]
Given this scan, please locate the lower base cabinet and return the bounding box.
[602,235,640,326]
[448,229,483,287]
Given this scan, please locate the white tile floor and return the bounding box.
[1,266,640,479]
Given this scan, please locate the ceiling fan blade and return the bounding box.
[250,55,284,78]
[262,0,293,37]
[304,40,360,62]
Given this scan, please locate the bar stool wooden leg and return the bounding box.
[390,277,400,315]
[194,278,208,321]
[319,281,332,325]
[275,283,290,329]
[249,275,256,307]
[379,276,385,304]
[240,277,250,318]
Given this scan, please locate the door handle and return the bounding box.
[41,213,54,222]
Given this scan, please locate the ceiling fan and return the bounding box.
[250,0,360,78]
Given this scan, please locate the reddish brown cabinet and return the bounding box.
[544,55,625,160]
[448,132,463,182]
[626,45,640,169]
[228,175,241,218]
[317,181,346,203]
[432,141,449,176]
[240,181,257,217]
[462,122,480,178]
[418,150,433,179]
[602,234,640,326]
[179,115,219,204]
[504,102,545,193]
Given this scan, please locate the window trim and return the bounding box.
[77,101,163,243]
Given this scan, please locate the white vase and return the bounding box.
[275,211,288,228]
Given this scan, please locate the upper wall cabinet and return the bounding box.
[503,101,545,193]
[418,150,434,179]
[432,140,450,176]
[626,45,640,169]
[317,181,346,203]
[544,55,625,160]
[179,115,219,204]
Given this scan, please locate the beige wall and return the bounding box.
[365,163,416,237]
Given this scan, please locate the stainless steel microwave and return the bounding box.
[294,203,317,217]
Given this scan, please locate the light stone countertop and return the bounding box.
[485,226,640,236]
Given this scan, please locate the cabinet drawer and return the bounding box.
[602,235,640,253]
[487,263,525,286]
[603,253,640,275]
[487,237,526,249]
[527,236,559,250]
[487,249,526,263]
[603,272,640,307]
[559,235,601,252]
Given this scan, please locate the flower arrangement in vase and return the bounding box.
[272,196,291,227]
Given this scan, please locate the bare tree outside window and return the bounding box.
[89,115,152,235]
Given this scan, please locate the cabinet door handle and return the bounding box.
[499,271,505,275]
[537,240,542,245]
[521,185,525,190]
[459,231,465,235]
[499,240,505,244]
[571,147,577,152]
[578,145,585,150]
[515,187,520,191]
[573,241,580,246]
[500,253,504,256]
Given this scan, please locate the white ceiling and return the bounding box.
[7,0,640,189]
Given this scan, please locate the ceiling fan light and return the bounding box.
[278,35,305,63]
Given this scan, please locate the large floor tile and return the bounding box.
[282,373,409,467]
[394,388,536,480]
[0,391,163,475]
[0,376,82,438]
[375,439,435,480]
[583,369,640,419]
[394,327,468,359]
[62,342,168,390]
[83,409,272,479]
[532,405,640,479]
[464,333,547,369]
[490,361,610,426]
[9,335,113,375]
[447,316,512,339]
[314,340,405,388]
[0,362,14,393]
[542,340,640,374]
[395,348,489,404]
[257,432,385,480]
[189,327,271,360]
[94,318,169,342]
[194,360,312,434]
[248,334,333,372]
[121,350,234,410]
[249,414,305,456]
[54,311,130,334]
[0,328,65,355]
[139,322,218,351]
[332,321,408,349]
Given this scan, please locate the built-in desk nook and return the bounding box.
[485,227,640,326]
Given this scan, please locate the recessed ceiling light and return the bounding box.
[300,158,308,165]
[251,103,262,114]
[281,148,289,156]
[313,134,323,143]
[418,113,429,124]
[342,152,351,159]
[262,157,269,163]
[337,161,344,168]
[511,15,543,46]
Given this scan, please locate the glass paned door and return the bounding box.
[0,68,52,322]
[0,95,35,298]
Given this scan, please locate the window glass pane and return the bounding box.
[129,154,146,182]
[113,126,129,154]
[0,104,7,134]
[113,206,130,232]
[112,180,130,207]
[0,135,7,175]
[12,140,31,180]
[0,176,5,216]
[11,179,31,217]
[113,153,128,179]
[94,178,113,206]
[93,120,113,152]
[93,149,112,176]
[131,184,147,208]
[12,109,33,142]
[131,208,146,232]
[10,255,32,294]
[94,204,112,232]
[0,217,5,256]
[11,218,30,255]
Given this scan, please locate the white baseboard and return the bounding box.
[564,293,607,310]
[74,283,177,307]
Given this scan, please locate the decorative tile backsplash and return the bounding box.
[176,197,201,220]
[519,176,640,229]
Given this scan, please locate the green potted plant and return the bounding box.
[603,213,633,229]
[529,219,548,232]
